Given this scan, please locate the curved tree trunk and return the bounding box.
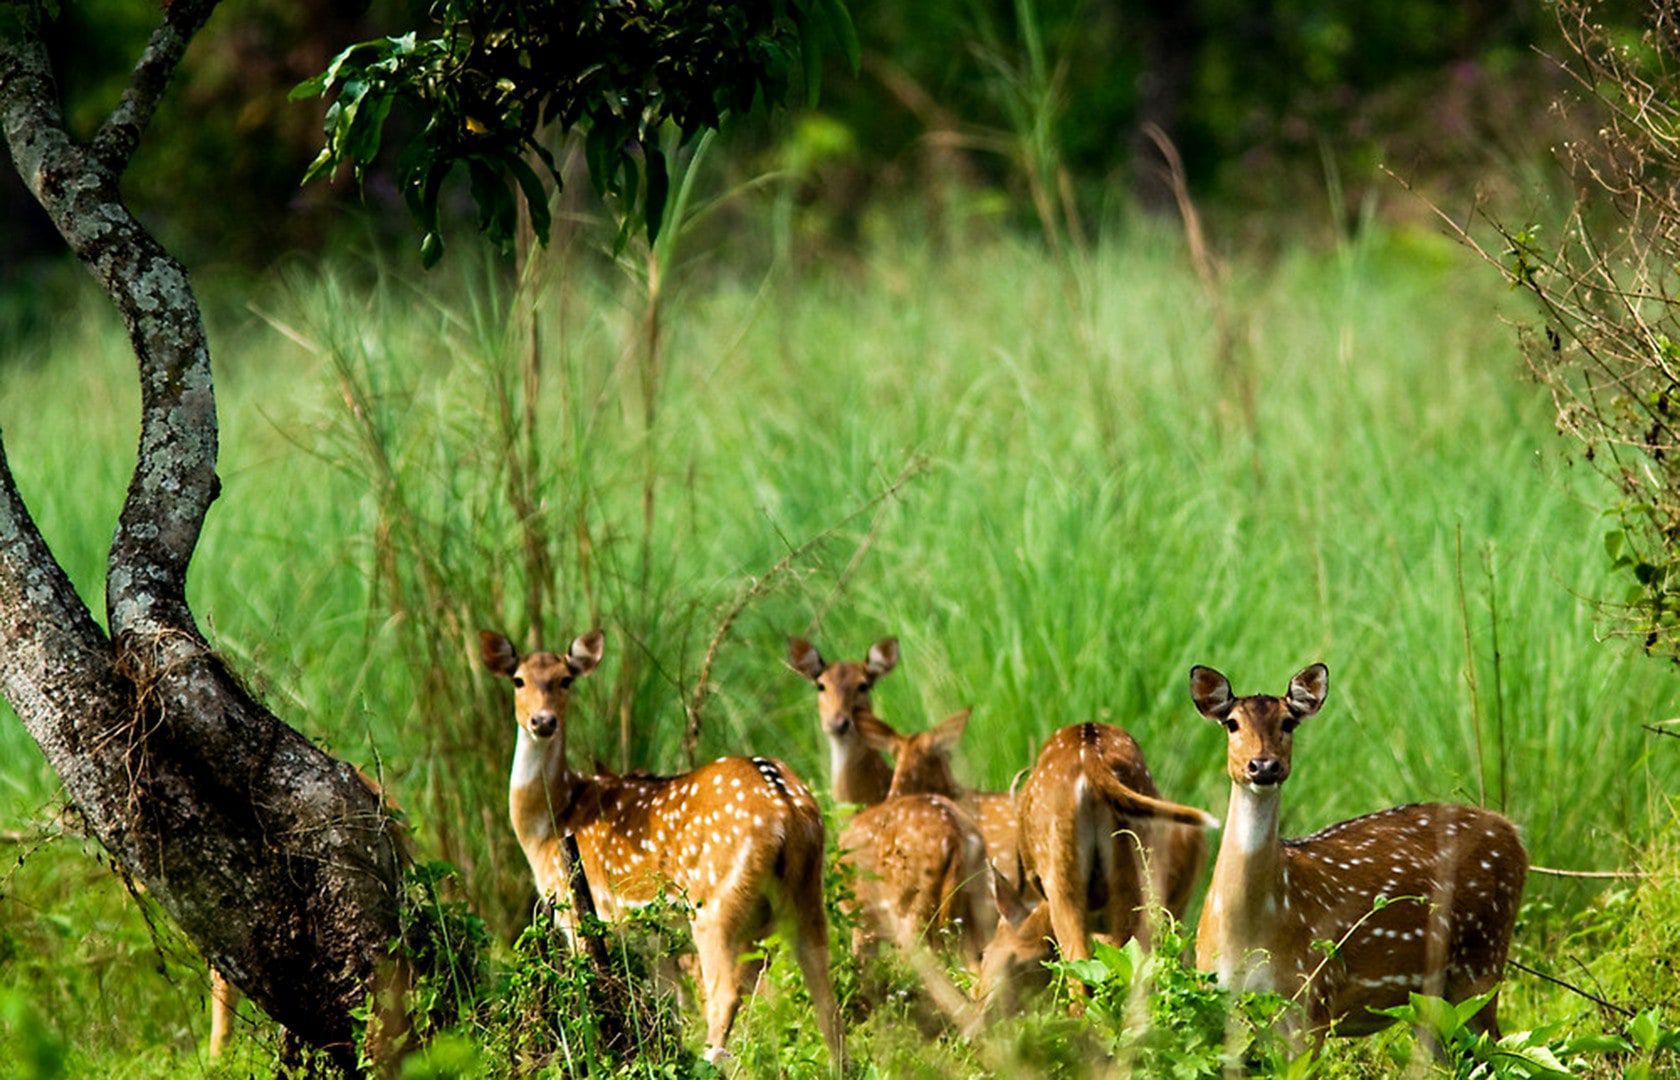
[0,2,405,1069]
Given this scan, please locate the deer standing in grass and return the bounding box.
[787,636,1022,890]
[838,710,1003,972]
[977,722,1217,1008]
[1190,663,1526,1038]
[482,629,844,1065]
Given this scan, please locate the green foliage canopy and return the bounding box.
[295,0,858,265]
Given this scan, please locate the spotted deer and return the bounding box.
[978,723,1217,1007]
[787,636,1022,889]
[838,785,998,972]
[1190,663,1526,1038]
[482,629,844,1065]
[829,708,1001,974]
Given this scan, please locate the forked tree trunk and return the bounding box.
[0,2,405,1069]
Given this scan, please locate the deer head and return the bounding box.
[787,635,899,737]
[480,629,605,739]
[857,708,971,798]
[1190,662,1327,790]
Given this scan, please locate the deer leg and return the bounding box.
[1464,991,1501,1041]
[792,909,846,1072]
[1041,868,1092,1013]
[208,968,237,1058]
[693,913,744,1061]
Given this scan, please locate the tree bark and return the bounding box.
[0,3,405,1069]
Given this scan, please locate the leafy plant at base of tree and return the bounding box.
[292,0,858,265]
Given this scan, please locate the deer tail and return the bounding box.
[1081,751,1219,830]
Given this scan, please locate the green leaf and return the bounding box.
[818,0,861,74]
[344,92,395,167]
[1090,938,1135,986]
[467,160,515,250]
[1400,993,1461,1040]
[507,155,553,245]
[584,121,616,198]
[1450,988,1499,1029]
[1561,1033,1634,1055]
[1629,1009,1663,1051]
[289,70,332,102]
[419,231,443,269]
[1059,957,1109,984]
[643,144,669,244]
[799,14,824,107]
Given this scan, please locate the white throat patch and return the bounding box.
[1227,783,1281,855]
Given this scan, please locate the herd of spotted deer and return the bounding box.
[209,629,1529,1068]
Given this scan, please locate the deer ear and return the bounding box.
[787,637,825,682]
[930,708,972,748]
[1286,663,1328,719]
[480,631,519,677]
[567,630,606,676]
[855,713,901,754]
[1190,665,1235,721]
[991,867,1032,928]
[865,636,899,679]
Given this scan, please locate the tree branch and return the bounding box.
[0,10,407,1065]
[0,433,135,826]
[89,0,221,173]
[0,15,221,644]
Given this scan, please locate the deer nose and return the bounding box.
[1246,757,1284,785]
[826,713,853,736]
[529,712,558,738]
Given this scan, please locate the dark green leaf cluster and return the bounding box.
[294,0,857,266]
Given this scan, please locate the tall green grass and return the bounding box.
[0,219,1674,1070]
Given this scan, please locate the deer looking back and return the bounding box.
[1191,663,1526,1038]
[482,629,843,1065]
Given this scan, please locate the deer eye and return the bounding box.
[1223,719,1239,733]
[815,681,826,692]
[1281,717,1298,733]
[560,676,574,689]
[512,676,524,688]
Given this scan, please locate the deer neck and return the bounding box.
[829,712,893,805]
[508,727,594,849]
[1204,782,1287,988]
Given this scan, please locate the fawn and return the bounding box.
[977,722,1216,1007]
[787,636,1022,889]
[1190,663,1526,1037]
[840,709,1024,970]
[482,629,844,1065]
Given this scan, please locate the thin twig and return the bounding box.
[682,457,928,763]
[0,829,57,844]
[1508,958,1635,1018]
[1455,525,1489,807]
[1528,864,1645,880]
